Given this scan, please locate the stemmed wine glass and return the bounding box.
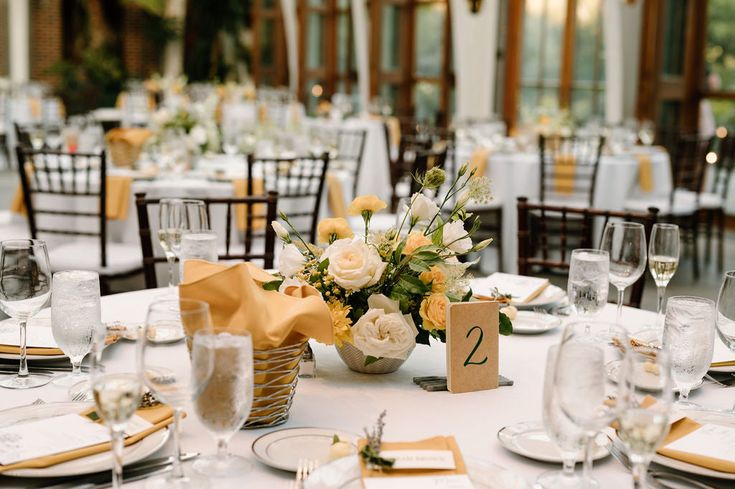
[600,222,647,325]
[567,249,609,326]
[0,239,52,389]
[716,271,735,412]
[91,331,144,489]
[648,224,679,328]
[663,296,715,406]
[50,270,100,387]
[192,328,254,477]
[139,299,213,488]
[158,199,209,294]
[536,345,586,489]
[616,348,673,489]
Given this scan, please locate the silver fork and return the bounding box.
[71,391,89,402]
[31,398,46,405]
[292,459,319,489]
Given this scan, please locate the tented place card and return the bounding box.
[446,301,499,393]
[662,423,735,467]
[471,273,549,304]
[378,450,456,470]
[0,319,57,348]
[363,475,474,489]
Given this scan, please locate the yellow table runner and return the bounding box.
[326,172,348,218]
[553,154,576,195]
[233,179,266,231]
[468,148,489,177]
[636,153,654,193]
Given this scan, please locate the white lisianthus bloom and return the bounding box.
[351,294,418,360]
[189,124,208,146]
[278,243,306,277]
[321,238,387,291]
[409,193,439,222]
[271,221,290,241]
[442,220,473,254]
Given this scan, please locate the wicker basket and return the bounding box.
[105,128,152,168]
[243,340,308,429]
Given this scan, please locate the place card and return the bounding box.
[471,273,549,304]
[664,424,735,463]
[363,475,474,489]
[378,450,456,470]
[0,414,109,465]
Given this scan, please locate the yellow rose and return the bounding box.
[419,266,446,293]
[403,232,431,255]
[419,293,449,331]
[348,195,387,216]
[317,218,354,244]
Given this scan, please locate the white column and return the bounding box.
[281,0,299,95]
[602,0,624,124]
[350,0,370,114]
[620,0,643,120]
[162,0,186,77]
[449,0,499,121]
[8,0,29,83]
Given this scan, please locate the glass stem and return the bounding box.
[166,254,176,289]
[616,287,625,325]
[679,388,690,402]
[632,461,648,489]
[582,435,594,482]
[70,358,83,377]
[171,407,185,479]
[111,427,125,489]
[217,438,229,458]
[18,319,28,377]
[656,286,666,327]
[561,452,576,477]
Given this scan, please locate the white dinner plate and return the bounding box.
[0,315,67,362]
[514,285,566,310]
[304,455,531,489]
[497,421,609,463]
[510,311,561,335]
[652,408,735,480]
[252,427,359,472]
[605,360,704,393]
[0,402,169,478]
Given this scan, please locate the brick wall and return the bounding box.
[122,8,160,78]
[30,0,63,83]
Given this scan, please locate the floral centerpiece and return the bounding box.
[266,163,512,373]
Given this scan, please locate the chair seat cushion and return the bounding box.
[49,241,142,276]
[624,189,697,216]
[699,192,723,210]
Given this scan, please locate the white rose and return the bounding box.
[271,221,289,240]
[321,238,387,291]
[351,294,417,360]
[409,193,439,222]
[278,243,306,277]
[150,108,171,128]
[189,125,208,146]
[442,220,472,254]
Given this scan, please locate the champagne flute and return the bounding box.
[51,270,100,387]
[616,348,673,489]
[0,239,52,389]
[536,345,586,489]
[158,199,209,293]
[192,328,254,477]
[638,120,655,147]
[648,224,679,328]
[567,249,609,325]
[663,296,715,406]
[139,299,213,489]
[600,222,647,326]
[91,333,144,489]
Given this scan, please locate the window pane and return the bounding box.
[337,13,350,74]
[573,0,602,83]
[304,79,324,114]
[380,84,398,113]
[570,88,604,122]
[381,4,400,71]
[415,3,446,78]
[414,82,440,122]
[259,19,276,68]
[706,0,735,91]
[307,13,326,69]
[709,99,735,127]
[338,0,349,8]
[662,0,687,76]
[261,0,276,9]
[308,0,325,6]
[659,101,681,128]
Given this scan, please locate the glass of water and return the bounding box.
[192,328,254,477]
[179,231,218,281]
[600,222,647,325]
[663,296,715,405]
[567,249,609,325]
[51,270,101,387]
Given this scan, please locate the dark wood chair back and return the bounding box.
[670,134,712,200]
[246,153,329,243]
[711,134,735,202]
[517,196,659,308]
[135,192,279,290]
[539,134,604,206]
[336,129,367,200]
[15,145,109,266]
[14,123,32,149]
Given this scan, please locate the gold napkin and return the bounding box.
[233,178,266,231]
[10,183,25,215]
[469,148,489,177]
[327,172,348,218]
[179,260,333,348]
[358,436,468,480]
[553,153,576,195]
[0,404,173,473]
[29,97,42,119]
[0,334,119,357]
[657,417,735,473]
[711,360,735,368]
[636,154,653,193]
[105,128,153,147]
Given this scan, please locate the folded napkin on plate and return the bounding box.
[553,154,576,195]
[233,178,266,231]
[636,154,653,193]
[326,172,348,218]
[0,404,173,473]
[711,360,735,368]
[657,417,735,473]
[468,148,489,178]
[0,333,119,357]
[358,436,467,480]
[179,260,333,348]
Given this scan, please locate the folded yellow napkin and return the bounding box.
[233,178,266,231]
[0,404,173,473]
[179,260,333,348]
[553,153,576,195]
[711,360,735,368]
[358,436,467,480]
[657,417,735,473]
[326,172,348,218]
[636,154,653,193]
[469,148,489,177]
[29,97,42,119]
[369,115,401,150]
[0,333,120,357]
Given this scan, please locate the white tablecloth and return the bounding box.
[2,289,733,488]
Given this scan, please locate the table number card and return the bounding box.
[446,301,499,393]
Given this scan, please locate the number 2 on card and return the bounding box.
[463,326,488,367]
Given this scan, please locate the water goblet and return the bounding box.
[0,239,52,389]
[51,270,100,387]
[600,222,647,325]
[663,296,715,406]
[179,231,218,281]
[648,224,679,328]
[567,249,609,326]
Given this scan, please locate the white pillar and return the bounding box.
[281,0,299,95]
[162,0,186,77]
[603,0,624,124]
[350,0,370,114]
[449,0,499,121]
[8,0,29,83]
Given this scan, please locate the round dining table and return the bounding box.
[1,288,734,488]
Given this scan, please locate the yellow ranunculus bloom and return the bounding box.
[402,232,432,255]
[419,293,449,331]
[328,300,353,347]
[348,195,387,216]
[317,218,354,244]
[419,266,446,293]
